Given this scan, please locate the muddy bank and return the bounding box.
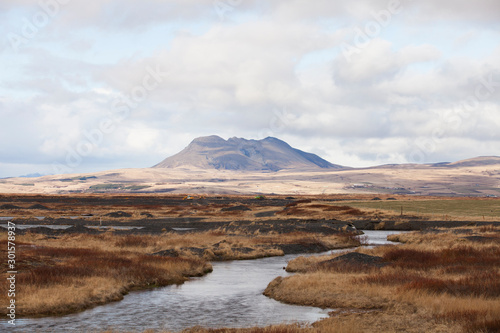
[0,194,297,209]
[2,194,498,236]
[9,216,498,237]
[351,219,498,230]
[9,217,359,236]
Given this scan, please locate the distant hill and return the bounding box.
[153,135,344,171]
[440,156,500,168]
[0,141,498,195]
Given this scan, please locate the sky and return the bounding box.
[1,0,500,177]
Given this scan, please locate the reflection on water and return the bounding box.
[0,225,145,230]
[0,224,72,230]
[172,227,197,231]
[86,225,144,230]
[362,230,405,245]
[4,231,403,332]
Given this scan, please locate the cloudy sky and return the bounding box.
[1,0,500,177]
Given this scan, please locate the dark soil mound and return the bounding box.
[28,204,50,210]
[105,211,132,218]
[279,242,330,254]
[221,205,251,212]
[254,211,277,217]
[372,197,382,201]
[463,236,499,243]
[17,227,56,235]
[286,199,312,207]
[231,247,255,254]
[0,204,21,210]
[452,229,474,234]
[320,252,388,269]
[324,205,351,212]
[182,247,206,256]
[151,249,179,257]
[387,197,397,200]
[65,225,101,234]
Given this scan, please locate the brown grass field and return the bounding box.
[0,233,213,316]
[336,198,500,221]
[1,194,499,331]
[263,226,500,333]
[0,159,498,196]
[0,229,361,317]
[1,194,499,226]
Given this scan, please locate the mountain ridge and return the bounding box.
[0,143,498,195]
[153,135,344,171]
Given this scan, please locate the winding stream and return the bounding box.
[4,230,403,332]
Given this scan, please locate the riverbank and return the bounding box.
[1,194,498,329]
[0,233,213,317]
[0,229,362,318]
[263,225,500,332]
[2,231,399,332]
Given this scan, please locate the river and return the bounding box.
[4,230,403,332]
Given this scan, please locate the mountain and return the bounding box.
[153,135,344,171]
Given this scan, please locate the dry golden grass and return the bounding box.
[0,229,360,317]
[0,233,213,316]
[104,322,360,333]
[12,230,361,261]
[3,194,497,225]
[264,226,500,333]
[179,321,361,333]
[340,198,500,222]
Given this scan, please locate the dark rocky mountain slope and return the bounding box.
[153,135,344,172]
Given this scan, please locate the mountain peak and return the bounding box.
[153,135,344,171]
[190,135,226,146]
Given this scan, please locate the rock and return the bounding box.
[141,212,154,218]
[344,223,357,232]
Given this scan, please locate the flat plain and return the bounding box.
[0,193,498,332]
[0,157,499,197]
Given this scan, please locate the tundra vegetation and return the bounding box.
[0,230,361,317]
[263,225,500,333]
[0,194,499,332]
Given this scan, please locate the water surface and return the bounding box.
[4,230,403,332]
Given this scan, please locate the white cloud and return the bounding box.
[0,0,499,176]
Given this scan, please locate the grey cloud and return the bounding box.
[1,0,500,177]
